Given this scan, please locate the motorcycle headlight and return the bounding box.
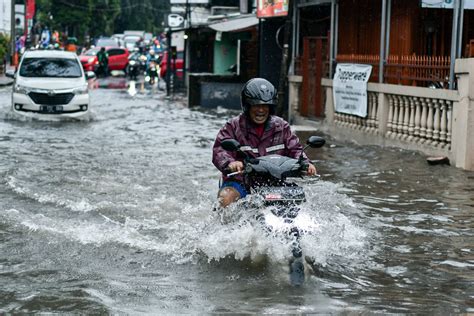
[13,84,29,94]
[88,57,95,63]
[73,85,88,95]
[129,60,136,66]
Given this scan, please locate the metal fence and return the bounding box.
[336,54,451,88]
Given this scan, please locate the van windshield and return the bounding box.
[19,58,82,78]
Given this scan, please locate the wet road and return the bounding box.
[0,82,473,313]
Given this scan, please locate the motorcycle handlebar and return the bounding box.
[225,160,309,178]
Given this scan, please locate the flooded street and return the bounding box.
[0,84,473,314]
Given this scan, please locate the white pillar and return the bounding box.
[453,58,474,170]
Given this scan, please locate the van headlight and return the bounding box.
[73,85,88,95]
[13,84,29,94]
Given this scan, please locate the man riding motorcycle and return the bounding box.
[145,49,160,71]
[144,49,161,84]
[212,78,317,208]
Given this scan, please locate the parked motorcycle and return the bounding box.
[220,135,326,286]
[428,74,449,89]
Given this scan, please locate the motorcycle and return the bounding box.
[145,60,159,86]
[94,62,108,78]
[220,135,326,286]
[126,58,140,80]
[126,52,147,80]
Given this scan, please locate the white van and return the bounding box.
[7,50,95,119]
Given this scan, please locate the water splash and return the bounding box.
[196,180,370,273]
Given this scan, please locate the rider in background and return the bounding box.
[145,49,158,71]
[40,27,50,49]
[212,78,317,208]
[96,47,109,77]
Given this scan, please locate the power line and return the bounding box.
[55,0,169,13]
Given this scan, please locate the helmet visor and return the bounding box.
[245,98,276,106]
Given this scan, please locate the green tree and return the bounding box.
[114,0,169,34]
[33,0,169,43]
[0,33,10,62]
[35,0,93,41]
[90,0,121,37]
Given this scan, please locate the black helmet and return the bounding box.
[241,78,277,114]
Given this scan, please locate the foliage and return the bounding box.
[0,33,9,60]
[34,0,170,41]
[114,0,170,35]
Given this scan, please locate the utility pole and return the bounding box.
[10,0,16,65]
[182,0,190,90]
[449,0,460,89]
[166,29,171,97]
[275,0,293,119]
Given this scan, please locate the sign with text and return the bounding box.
[421,0,474,9]
[333,64,372,118]
[257,0,289,18]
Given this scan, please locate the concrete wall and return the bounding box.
[188,73,243,109]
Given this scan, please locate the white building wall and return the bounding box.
[0,0,11,35]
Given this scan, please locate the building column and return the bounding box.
[453,58,474,171]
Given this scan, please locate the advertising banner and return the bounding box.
[26,0,35,19]
[257,0,289,18]
[333,64,372,118]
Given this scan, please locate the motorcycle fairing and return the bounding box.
[251,155,301,180]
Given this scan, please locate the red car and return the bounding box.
[160,50,183,79]
[79,46,129,72]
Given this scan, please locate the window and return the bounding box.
[107,49,125,56]
[84,49,99,56]
[20,58,82,78]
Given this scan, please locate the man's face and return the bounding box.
[249,103,270,125]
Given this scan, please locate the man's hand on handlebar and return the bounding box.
[228,161,244,173]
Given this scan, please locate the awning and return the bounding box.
[208,16,258,33]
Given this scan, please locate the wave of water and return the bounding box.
[196,180,371,276]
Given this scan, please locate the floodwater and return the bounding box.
[0,82,472,314]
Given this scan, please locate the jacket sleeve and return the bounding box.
[212,121,238,172]
[282,121,312,164]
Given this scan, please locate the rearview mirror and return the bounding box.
[221,139,240,151]
[5,69,15,79]
[85,71,96,80]
[306,136,325,148]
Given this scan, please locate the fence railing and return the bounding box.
[333,91,380,135]
[336,54,451,88]
[333,91,454,149]
[288,58,474,170]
